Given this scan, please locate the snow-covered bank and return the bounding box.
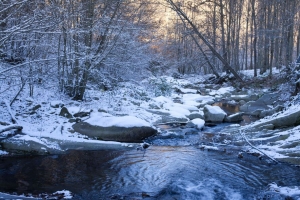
[0,70,300,166]
[0,189,73,199]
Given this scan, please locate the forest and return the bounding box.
[1,0,300,100]
[1,0,300,199]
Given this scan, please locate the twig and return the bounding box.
[239,130,278,163]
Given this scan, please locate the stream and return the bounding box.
[0,103,300,199]
[0,129,300,199]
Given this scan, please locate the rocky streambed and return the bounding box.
[1,77,300,199]
[1,79,299,165]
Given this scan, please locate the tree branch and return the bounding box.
[239,130,278,164]
[0,124,23,134]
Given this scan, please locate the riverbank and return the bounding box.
[1,67,300,199]
[0,67,300,165]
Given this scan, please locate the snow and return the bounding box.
[269,183,300,197]
[67,106,91,115]
[86,113,151,127]
[199,145,219,151]
[179,88,198,94]
[204,105,226,115]
[53,190,73,199]
[0,71,300,165]
[0,150,8,155]
[240,67,283,77]
[50,100,63,108]
[209,86,235,96]
[191,118,205,129]
[182,94,214,106]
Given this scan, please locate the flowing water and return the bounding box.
[0,144,300,200]
[0,103,299,199]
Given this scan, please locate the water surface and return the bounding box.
[0,146,299,199]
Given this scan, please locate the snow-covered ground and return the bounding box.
[0,68,300,163]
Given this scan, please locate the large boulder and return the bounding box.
[203,105,227,122]
[72,122,157,142]
[240,92,282,116]
[251,109,300,130]
[1,135,63,155]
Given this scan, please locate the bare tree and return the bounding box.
[165,0,243,81]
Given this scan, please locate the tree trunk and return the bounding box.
[166,0,243,82]
[72,0,95,100]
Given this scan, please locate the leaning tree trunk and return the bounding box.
[166,0,243,82]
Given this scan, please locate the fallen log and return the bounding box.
[0,124,23,134]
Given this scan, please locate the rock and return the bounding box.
[187,112,204,120]
[240,101,269,115]
[230,94,259,102]
[72,122,157,142]
[203,105,227,122]
[1,136,63,155]
[239,100,246,105]
[259,134,290,143]
[257,92,281,105]
[225,112,244,122]
[131,101,140,106]
[29,104,42,115]
[147,110,188,124]
[175,87,198,94]
[149,103,160,109]
[50,101,64,108]
[98,109,108,113]
[183,128,199,135]
[186,106,199,112]
[251,109,300,129]
[68,118,77,123]
[173,97,183,104]
[259,124,275,130]
[59,107,73,118]
[31,104,41,111]
[190,118,205,130]
[240,92,282,115]
[73,111,91,118]
[238,152,243,159]
[198,100,215,108]
[259,105,284,118]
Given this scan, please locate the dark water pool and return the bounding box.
[0,146,299,200]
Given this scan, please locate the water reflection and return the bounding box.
[213,102,240,114]
[0,147,299,199]
[213,101,258,125]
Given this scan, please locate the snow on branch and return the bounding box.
[0,124,23,134]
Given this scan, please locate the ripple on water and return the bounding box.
[0,146,299,199]
[89,146,300,199]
